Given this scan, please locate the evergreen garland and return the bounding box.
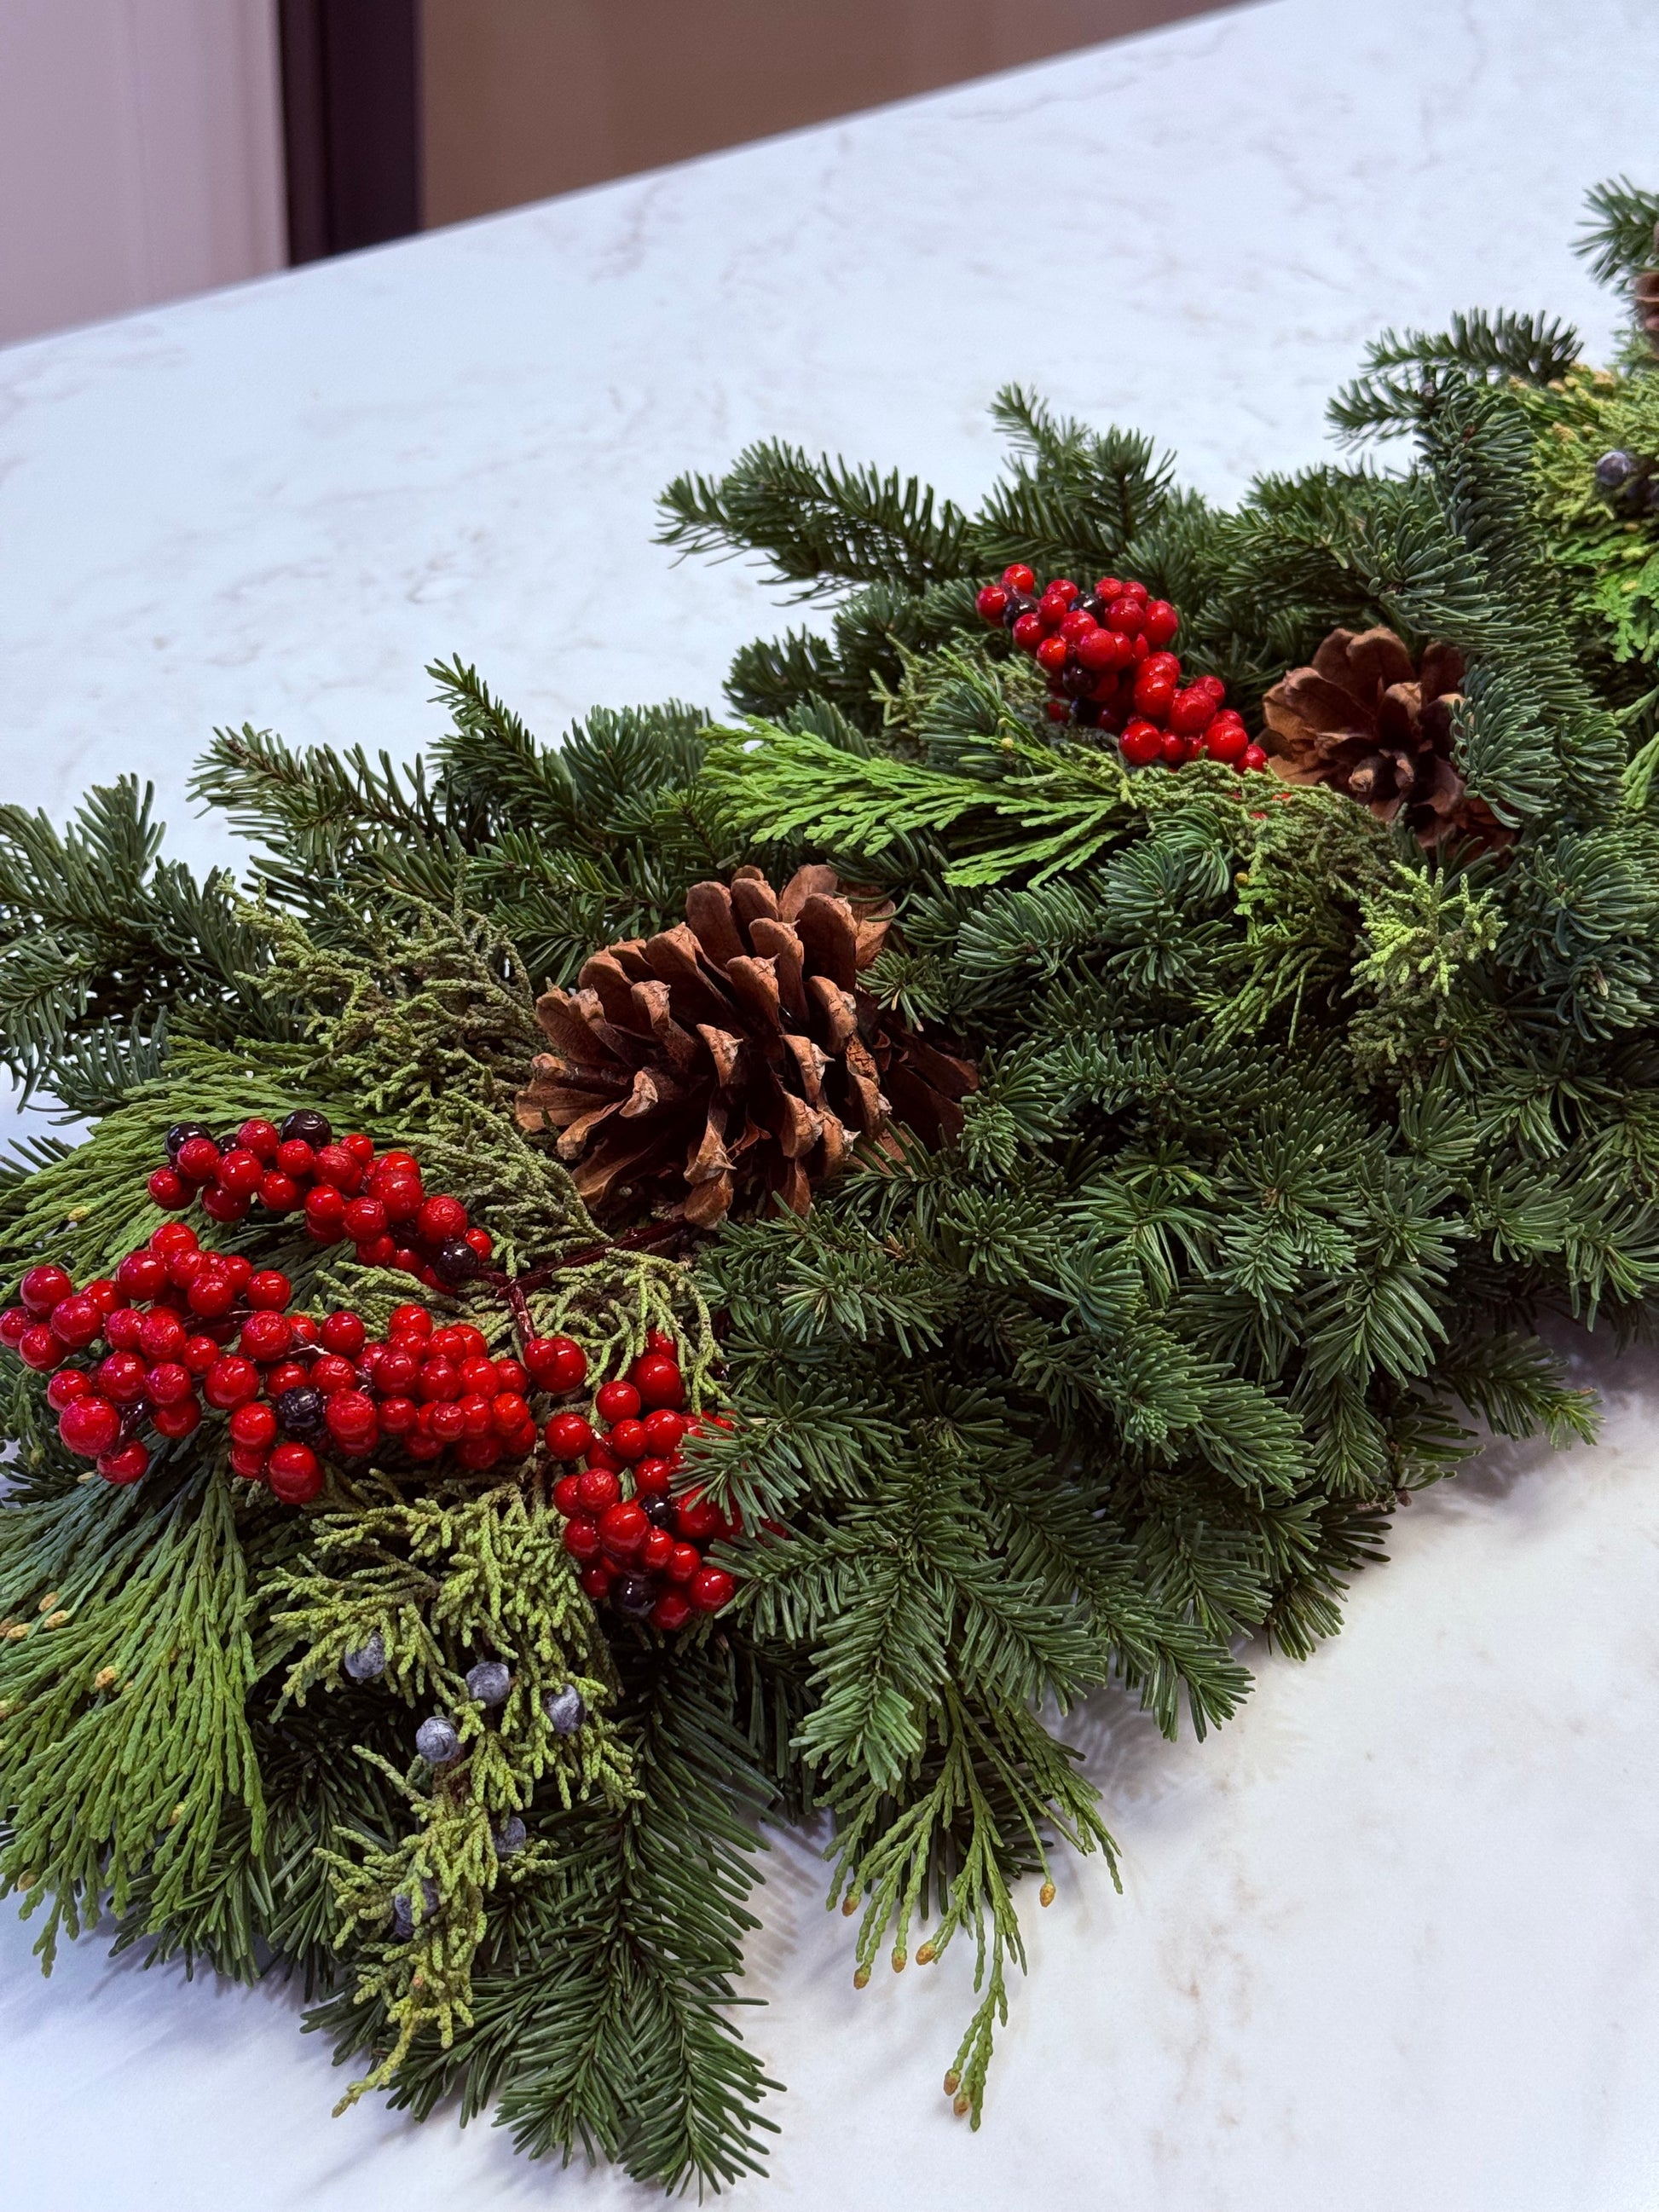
[4,180,1659,2191]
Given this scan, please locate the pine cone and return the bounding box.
[1260,625,1511,851]
[516,864,978,1227]
[1634,222,1659,357]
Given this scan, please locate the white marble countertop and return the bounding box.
[6,2,1659,2206]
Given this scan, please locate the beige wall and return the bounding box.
[421,0,1223,229]
[0,0,286,348]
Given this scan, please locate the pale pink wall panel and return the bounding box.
[0,0,286,348]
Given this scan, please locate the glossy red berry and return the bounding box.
[187,1269,238,1319]
[580,1560,613,1599]
[379,1394,418,1435]
[230,1401,278,1449]
[608,1418,647,1463]
[342,1195,387,1241]
[246,1269,292,1312]
[151,1396,202,1440]
[552,1472,584,1516]
[98,1439,150,1485]
[641,1526,675,1573]
[373,1348,418,1398]
[356,1233,400,1268]
[0,1307,28,1345]
[546,1411,594,1460]
[1011,610,1044,652]
[238,1118,281,1160]
[150,1222,198,1256]
[427,1401,465,1444]
[276,1138,315,1180]
[456,1435,502,1471]
[60,1395,120,1456]
[651,1588,694,1632]
[379,1175,424,1222]
[304,1185,346,1239]
[85,1279,119,1315]
[675,1489,724,1543]
[312,1143,361,1193]
[491,1391,531,1437]
[633,1456,674,1498]
[176,1135,221,1183]
[1120,719,1165,769]
[1132,668,1176,721]
[388,1302,433,1342]
[95,1352,148,1405]
[199,1184,249,1225]
[216,1147,264,1198]
[181,1334,220,1377]
[458,1392,493,1438]
[1205,721,1249,765]
[101,1307,142,1353]
[666,1541,702,1585]
[321,1309,367,1358]
[46,1367,90,1410]
[641,1406,686,1453]
[325,1389,377,1441]
[464,1227,494,1261]
[523,1333,587,1393]
[147,1165,189,1210]
[1036,634,1069,674]
[343,1132,377,1166]
[269,1441,323,1505]
[416,1194,468,1244]
[417,1357,460,1403]
[49,1294,103,1349]
[1076,626,1127,673]
[598,1500,648,1559]
[229,1443,271,1480]
[576,1465,621,1513]
[1160,732,1192,768]
[114,1249,166,1302]
[20,1263,74,1314]
[1001,563,1037,595]
[204,1355,259,1409]
[975,583,1009,624]
[562,1515,602,1561]
[240,1311,292,1363]
[1106,596,1144,636]
[1242,742,1269,771]
[594,1379,639,1424]
[1168,687,1217,737]
[309,1354,357,1396]
[1142,599,1179,647]
[137,1308,186,1363]
[690,1565,736,1614]
[631,1355,685,1412]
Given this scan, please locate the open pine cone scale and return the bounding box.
[1262,624,1511,851]
[517,863,977,1227]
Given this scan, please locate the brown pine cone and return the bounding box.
[515,863,978,1227]
[1635,272,1659,355]
[1260,625,1511,851]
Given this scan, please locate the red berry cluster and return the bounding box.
[545,1333,737,1632]
[145,1111,494,1291]
[0,1233,545,1498]
[976,565,1269,773]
